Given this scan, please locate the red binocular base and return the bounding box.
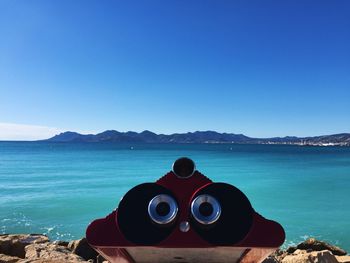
[86,158,285,263]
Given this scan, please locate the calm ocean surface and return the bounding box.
[0,142,349,250]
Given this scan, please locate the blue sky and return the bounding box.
[0,1,349,140]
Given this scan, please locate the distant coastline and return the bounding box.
[44,130,350,146]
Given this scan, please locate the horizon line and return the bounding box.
[0,122,349,141]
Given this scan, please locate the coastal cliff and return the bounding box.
[0,234,349,263]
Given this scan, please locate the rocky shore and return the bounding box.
[0,234,105,263]
[264,238,349,263]
[0,234,349,263]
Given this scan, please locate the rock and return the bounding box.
[0,253,22,263]
[18,260,85,263]
[52,241,69,247]
[297,238,347,256]
[19,260,68,263]
[68,238,98,261]
[22,243,88,262]
[286,246,297,254]
[282,249,338,263]
[336,255,350,263]
[262,249,288,263]
[0,235,49,258]
[293,249,306,255]
[262,255,280,263]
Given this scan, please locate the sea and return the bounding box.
[0,142,349,250]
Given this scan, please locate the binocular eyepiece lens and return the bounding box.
[156,202,170,216]
[117,183,178,244]
[191,194,221,225]
[190,183,254,245]
[148,194,178,225]
[199,202,214,217]
[172,157,196,178]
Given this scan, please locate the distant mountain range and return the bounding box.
[45,130,350,146]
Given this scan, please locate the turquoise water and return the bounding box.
[0,142,349,250]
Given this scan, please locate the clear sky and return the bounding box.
[0,1,349,140]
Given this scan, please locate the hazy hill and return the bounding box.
[46,130,350,146]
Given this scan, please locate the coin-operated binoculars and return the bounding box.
[86,158,285,263]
